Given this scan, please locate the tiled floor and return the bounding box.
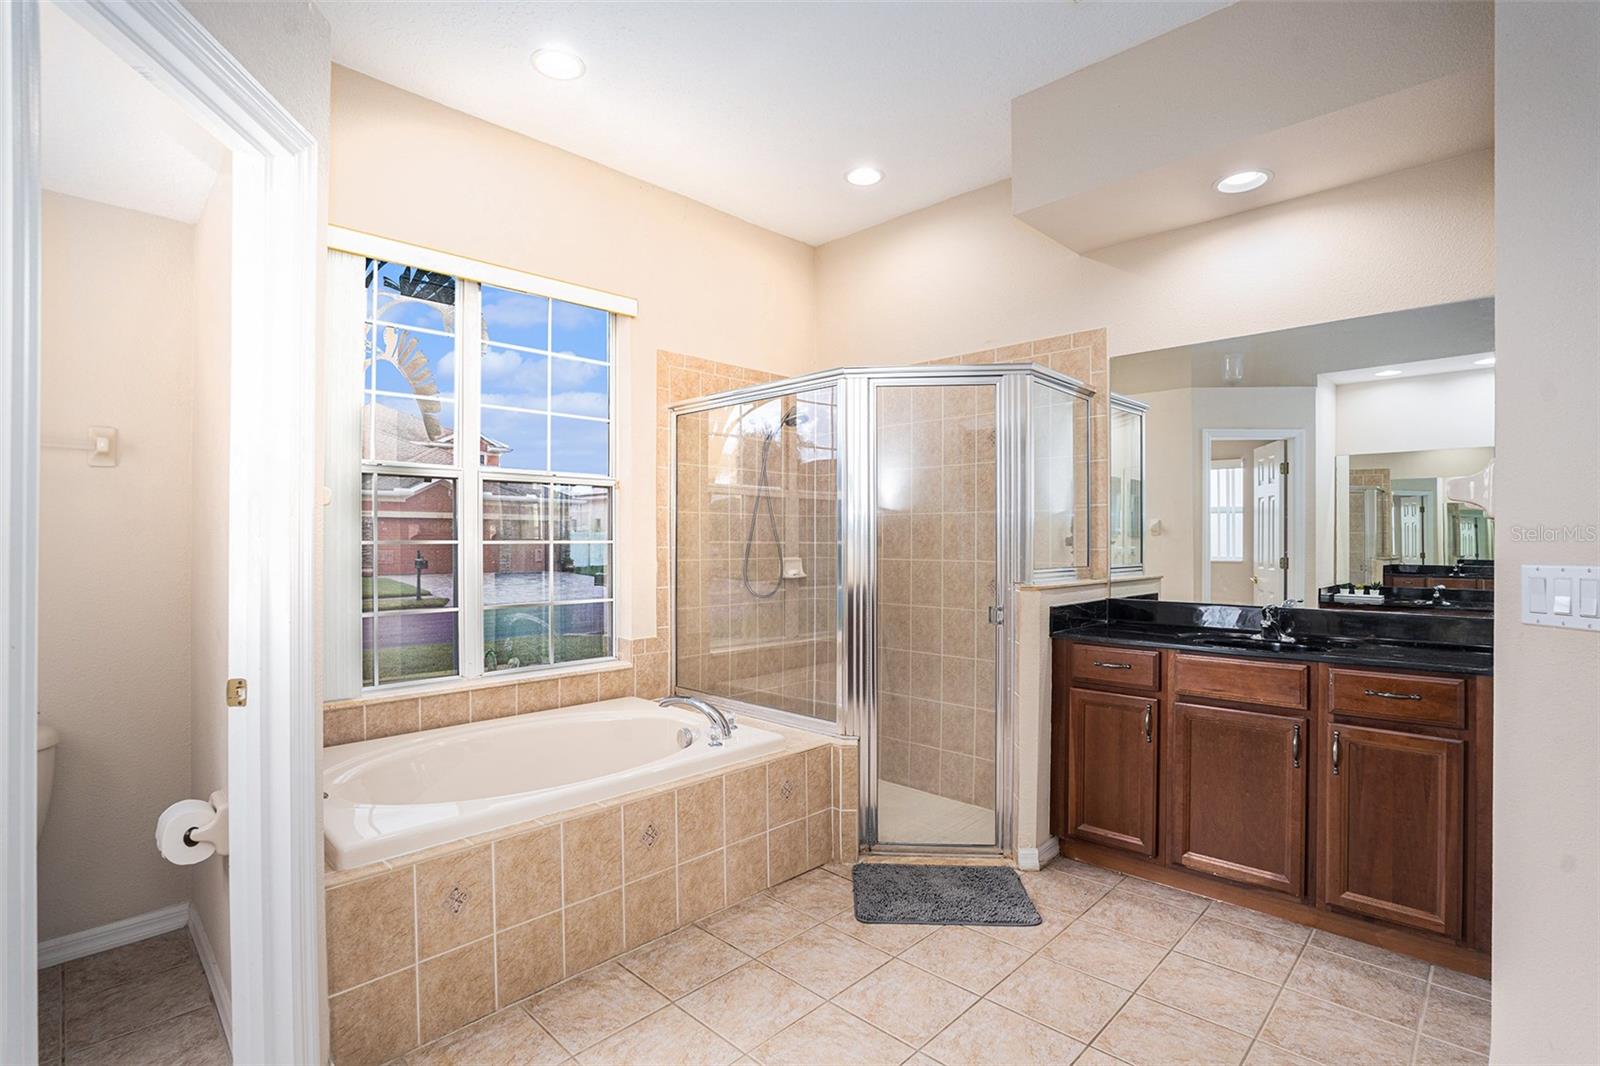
[37,927,229,1065]
[394,858,1492,1065]
[878,782,995,846]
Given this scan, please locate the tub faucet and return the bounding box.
[659,696,735,746]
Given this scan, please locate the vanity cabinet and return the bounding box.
[1171,702,1306,896]
[1051,636,1492,972]
[1065,689,1158,856]
[1322,723,1464,938]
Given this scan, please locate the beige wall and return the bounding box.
[329,68,817,645]
[1207,439,1257,605]
[189,164,231,990]
[1492,4,1600,1060]
[37,193,196,939]
[814,149,1492,367]
[1334,369,1494,455]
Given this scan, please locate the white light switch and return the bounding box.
[1523,565,1600,631]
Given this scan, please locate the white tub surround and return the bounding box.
[323,698,785,869]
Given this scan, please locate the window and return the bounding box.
[348,246,621,689]
[1209,459,1245,562]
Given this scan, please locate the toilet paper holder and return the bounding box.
[181,791,230,856]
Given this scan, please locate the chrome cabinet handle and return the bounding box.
[1291,723,1301,769]
[1331,729,1341,775]
[1364,689,1422,701]
[1093,661,1133,670]
[1142,703,1153,743]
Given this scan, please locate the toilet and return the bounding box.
[37,722,59,839]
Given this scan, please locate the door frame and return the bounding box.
[0,3,322,1063]
[1199,428,1308,604]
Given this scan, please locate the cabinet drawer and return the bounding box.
[1173,653,1308,709]
[1328,668,1466,728]
[1069,644,1161,692]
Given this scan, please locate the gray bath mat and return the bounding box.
[852,864,1041,926]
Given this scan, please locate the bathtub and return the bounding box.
[323,696,786,869]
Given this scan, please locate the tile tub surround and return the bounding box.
[323,641,666,747]
[324,731,855,1065]
[37,928,228,1065]
[385,859,1488,1066]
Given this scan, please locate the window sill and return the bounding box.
[330,657,633,710]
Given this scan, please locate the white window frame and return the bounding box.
[325,228,637,699]
[1208,458,1245,562]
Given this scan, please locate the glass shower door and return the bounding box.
[871,380,1002,848]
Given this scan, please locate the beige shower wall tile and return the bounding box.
[366,697,420,738]
[325,867,414,994]
[564,808,623,903]
[469,685,518,721]
[418,937,495,1044]
[416,845,494,959]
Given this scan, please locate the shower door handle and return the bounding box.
[987,606,1004,625]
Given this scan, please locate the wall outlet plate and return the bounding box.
[1522,564,1600,631]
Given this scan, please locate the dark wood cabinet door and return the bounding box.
[1067,689,1158,856]
[1322,724,1465,937]
[1172,702,1306,895]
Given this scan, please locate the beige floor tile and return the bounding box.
[1040,919,1169,991]
[1137,952,1279,1036]
[1242,1043,1317,1065]
[526,962,670,1054]
[1020,869,1113,917]
[1111,877,1211,915]
[1256,990,1415,1065]
[920,999,1083,1065]
[1092,996,1250,1066]
[62,954,214,1050]
[986,956,1128,1043]
[1202,901,1311,945]
[1080,891,1201,950]
[700,894,818,956]
[407,1007,569,1065]
[1071,1050,1130,1066]
[63,1006,227,1066]
[768,868,855,919]
[759,924,891,997]
[576,1005,741,1065]
[1286,947,1427,1028]
[1413,1036,1489,1065]
[751,1003,915,1065]
[62,930,198,1000]
[1174,915,1303,983]
[678,962,823,1052]
[1306,929,1429,980]
[833,959,978,1048]
[826,913,937,955]
[1429,966,1490,1001]
[1043,858,1123,888]
[1420,986,1490,1055]
[969,905,1076,954]
[899,927,1028,995]
[619,926,749,1000]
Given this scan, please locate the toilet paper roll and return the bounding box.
[156,798,217,865]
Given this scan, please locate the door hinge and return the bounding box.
[226,678,248,708]
[1279,460,1289,476]
[988,605,1004,625]
[1279,555,1290,570]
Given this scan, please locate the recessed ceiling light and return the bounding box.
[1215,169,1272,194]
[845,166,884,187]
[532,48,586,81]
[1375,369,1404,378]
[1474,355,1496,367]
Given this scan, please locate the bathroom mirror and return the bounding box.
[1110,298,1495,607]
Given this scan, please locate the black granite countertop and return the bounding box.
[1316,585,1494,613]
[1383,563,1495,580]
[1051,598,1493,676]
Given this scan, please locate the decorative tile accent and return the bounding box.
[416,846,493,958]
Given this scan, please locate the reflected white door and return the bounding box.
[1396,495,1425,563]
[1251,441,1287,605]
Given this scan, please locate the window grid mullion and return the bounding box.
[460,279,486,681]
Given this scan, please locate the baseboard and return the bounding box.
[38,902,190,968]
[188,911,232,1050]
[1016,836,1060,872]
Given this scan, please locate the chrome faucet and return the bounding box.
[659,696,735,746]
[1260,600,1300,642]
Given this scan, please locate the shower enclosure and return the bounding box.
[670,365,1091,853]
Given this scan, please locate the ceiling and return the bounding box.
[320,0,1226,245]
[40,3,225,224]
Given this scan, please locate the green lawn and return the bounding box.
[366,634,610,684]
[363,575,448,611]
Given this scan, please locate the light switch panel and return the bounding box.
[1523,565,1600,631]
